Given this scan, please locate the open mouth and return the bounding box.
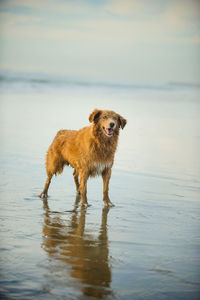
[103,127,113,137]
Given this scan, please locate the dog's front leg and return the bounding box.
[102,168,114,206]
[79,171,89,207]
[73,169,80,194]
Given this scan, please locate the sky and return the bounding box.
[0,0,200,84]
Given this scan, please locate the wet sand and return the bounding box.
[0,86,200,299]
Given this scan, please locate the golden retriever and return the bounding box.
[40,109,127,206]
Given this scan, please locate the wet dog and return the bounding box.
[39,109,126,206]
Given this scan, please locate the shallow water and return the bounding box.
[0,85,200,299]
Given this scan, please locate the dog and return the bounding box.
[39,109,126,206]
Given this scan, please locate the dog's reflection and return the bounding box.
[42,196,112,298]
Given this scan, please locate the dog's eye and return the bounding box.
[103,116,107,119]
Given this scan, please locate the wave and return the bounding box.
[0,70,200,93]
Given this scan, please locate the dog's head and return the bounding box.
[89,109,127,137]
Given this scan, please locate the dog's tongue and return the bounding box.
[107,128,113,135]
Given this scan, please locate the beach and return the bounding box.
[0,79,200,299]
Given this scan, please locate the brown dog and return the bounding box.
[40,109,126,206]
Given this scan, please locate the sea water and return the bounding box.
[0,74,200,299]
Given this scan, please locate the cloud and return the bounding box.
[0,0,200,83]
[1,0,200,45]
[0,0,103,20]
[104,0,200,43]
[1,2,199,47]
[105,0,167,17]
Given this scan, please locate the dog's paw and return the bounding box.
[104,200,115,207]
[39,192,48,199]
[81,201,91,208]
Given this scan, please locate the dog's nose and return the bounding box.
[110,122,115,128]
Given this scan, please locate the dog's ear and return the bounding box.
[89,109,102,123]
[118,114,127,129]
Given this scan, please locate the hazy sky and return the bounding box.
[0,0,200,84]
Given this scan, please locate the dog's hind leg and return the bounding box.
[39,175,52,198]
[73,169,80,194]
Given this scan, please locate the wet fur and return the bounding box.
[40,109,126,206]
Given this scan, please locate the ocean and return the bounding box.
[0,71,200,299]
